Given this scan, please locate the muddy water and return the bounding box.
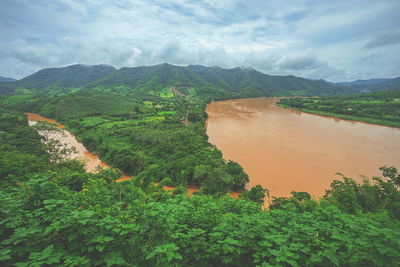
[206,98,400,197]
[26,113,110,172]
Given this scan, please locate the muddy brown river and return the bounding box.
[206,97,400,197]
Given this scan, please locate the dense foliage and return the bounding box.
[1,102,400,266]
[279,89,400,127]
[1,82,400,266]
[0,109,49,183]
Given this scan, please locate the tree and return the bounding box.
[224,161,249,191]
[241,185,268,204]
[200,167,232,195]
[113,150,146,175]
[290,191,311,202]
[380,166,400,188]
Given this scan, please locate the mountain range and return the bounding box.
[0,63,399,98]
[0,76,16,82]
[336,77,400,94]
[336,78,392,86]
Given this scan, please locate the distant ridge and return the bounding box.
[337,77,400,93]
[1,63,397,98]
[85,63,352,97]
[16,64,117,89]
[0,76,16,82]
[337,78,392,86]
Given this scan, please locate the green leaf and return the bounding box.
[0,248,12,261]
[96,244,105,252]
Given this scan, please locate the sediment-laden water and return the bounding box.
[206,98,400,197]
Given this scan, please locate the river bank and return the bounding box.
[277,103,400,129]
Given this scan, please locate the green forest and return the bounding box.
[1,86,400,266]
[278,89,400,128]
[0,63,353,98]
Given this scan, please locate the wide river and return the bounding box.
[206,97,400,197]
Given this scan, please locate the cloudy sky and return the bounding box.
[1,0,400,81]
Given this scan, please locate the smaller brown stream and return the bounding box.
[25,113,209,195]
[26,113,110,172]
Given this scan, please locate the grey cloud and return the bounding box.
[361,53,387,62]
[365,32,400,49]
[278,54,322,71]
[274,53,347,81]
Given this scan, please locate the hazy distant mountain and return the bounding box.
[0,76,16,82]
[336,78,391,86]
[0,63,357,97]
[337,78,392,86]
[337,77,400,93]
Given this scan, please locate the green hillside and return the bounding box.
[0,64,116,95]
[89,63,351,98]
[0,63,353,98]
[278,88,400,127]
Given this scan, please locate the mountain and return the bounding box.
[0,76,16,82]
[1,63,355,98]
[337,77,400,93]
[17,64,117,90]
[0,64,117,95]
[88,63,350,98]
[186,65,348,97]
[337,78,392,86]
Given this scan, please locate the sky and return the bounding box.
[1,0,400,82]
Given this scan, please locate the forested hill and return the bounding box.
[0,76,16,82]
[337,78,392,86]
[0,64,117,95]
[337,77,400,93]
[0,63,350,98]
[88,64,349,98]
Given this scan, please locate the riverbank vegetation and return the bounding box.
[278,89,400,128]
[1,93,400,266]
[2,90,249,194]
